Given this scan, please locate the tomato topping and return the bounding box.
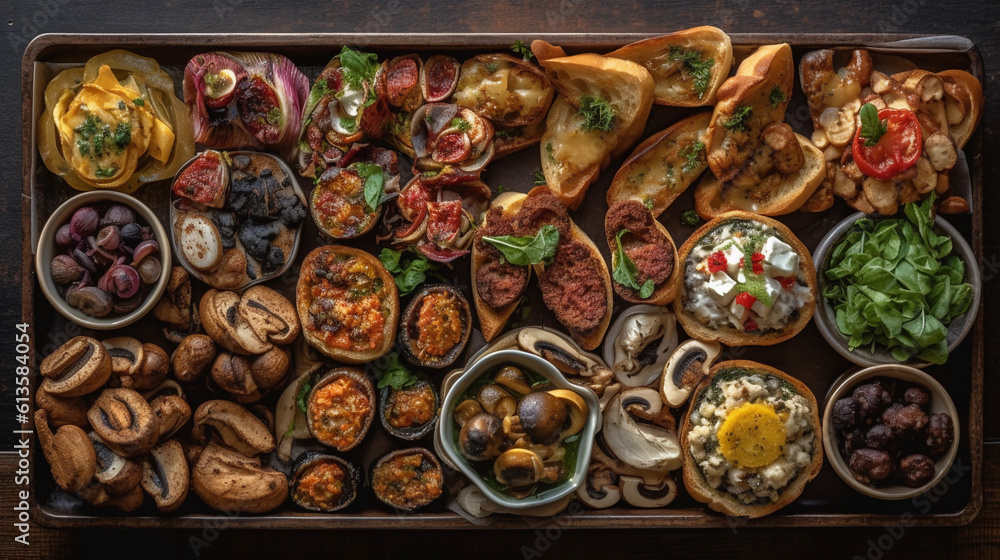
[744,318,759,332]
[735,291,757,310]
[707,251,728,273]
[777,275,796,290]
[172,151,227,208]
[386,58,419,106]
[738,252,765,275]
[852,106,922,181]
[236,75,283,145]
[426,200,464,246]
[433,132,471,163]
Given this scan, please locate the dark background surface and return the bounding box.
[1,0,998,558]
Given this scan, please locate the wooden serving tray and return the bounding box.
[21,33,984,528]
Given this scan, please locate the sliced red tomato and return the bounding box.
[852,107,922,181]
[707,251,727,273]
[735,291,757,310]
[426,200,464,246]
[172,151,228,208]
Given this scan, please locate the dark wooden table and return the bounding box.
[2,0,998,558]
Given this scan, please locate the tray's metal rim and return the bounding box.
[21,32,984,530]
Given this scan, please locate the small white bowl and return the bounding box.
[437,349,601,510]
[35,191,171,330]
[822,364,960,500]
[812,212,980,368]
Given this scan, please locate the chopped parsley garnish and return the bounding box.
[375,352,419,390]
[511,40,534,61]
[669,46,715,100]
[721,105,753,132]
[485,61,500,73]
[112,122,132,149]
[339,117,357,133]
[451,117,471,132]
[577,95,615,133]
[495,127,519,140]
[133,98,145,106]
[338,46,379,90]
[544,140,555,161]
[680,209,702,226]
[681,140,705,173]
[533,170,546,185]
[768,85,787,109]
[643,198,655,211]
[95,166,118,178]
[74,113,100,138]
[117,100,126,111]
[378,247,442,296]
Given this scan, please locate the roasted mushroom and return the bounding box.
[370,448,444,512]
[171,334,217,384]
[39,336,112,398]
[87,388,159,458]
[494,447,544,487]
[515,328,615,397]
[192,443,288,513]
[380,377,439,441]
[305,368,376,452]
[34,409,96,493]
[35,385,89,428]
[660,339,722,407]
[458,412,504,461]
[89,431,143,496]
[191,400,276,456]
[602,388,682,473]
[398,284,472,369]
[289,452,360,512]
[141,439,189,512]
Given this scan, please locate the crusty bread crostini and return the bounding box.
[608,26,734,107]
[706,43,794,183]
[552,213,615,351]
[470,190,530,342]
[534,52,655,209]
[672,211,816,347]
[608,111,712,216]
[693,131,826,219]
[681,360,824,518]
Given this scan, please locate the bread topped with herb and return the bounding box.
[531,47,655,210]
[608,26,734,107]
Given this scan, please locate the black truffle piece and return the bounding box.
[865,423,898,454]
[881,403,929,438]
[832,397,858,429]
[853,383,892,424]
[899,454,936,488]
[924,413,955,457]
[902,386,931,409]
[849,448,893,484]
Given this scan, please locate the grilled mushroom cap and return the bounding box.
[141,440,189,512]
[398,284,472,369]
[305,368,377,452]
[290,452,360,512]
[370,447,444,512]
[458,412,504,461]
[87,388,159,457]
[192,443,287,513]
[34,409,96,493]
[191,400,276,456]
[39,336,112,397]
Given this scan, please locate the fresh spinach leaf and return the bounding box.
[483,224,560,266]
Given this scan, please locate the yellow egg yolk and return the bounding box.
[716,402,787,468]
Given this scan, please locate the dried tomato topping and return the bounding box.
[777,275,797,290]
[707,251,728,273]
[735,291,757,310]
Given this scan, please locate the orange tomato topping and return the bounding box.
[413,292,462,360]
[304,251,390,352]
[293,461,346,511]
[371,453,443,510]
[309,377,372,449]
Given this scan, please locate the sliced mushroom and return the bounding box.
[602,305,678,388]
[238,285,301,346]
[87,388,159,457]
[211,352,257,396]
[149,394,191,442]
[141,440,189,512]
[79,481,145,512]
[35,409,96,493]
[547,389,588,439]
[619,474,677,508]
[192,400,276,456]
[494,365,532,395]
[154,266,197,342]
[476,384,517,418]
[39,336,112,397]
[88,431,142,496]
[602,388,682,473]
[35,385,89,428]
[456,483,572,518]
[171,334,217,384]
[101,336,144,379]
[199,289,271,355]
[660,339,722,407]
[576,462,622,509]
[862,177,899,215]
[924,131,958,171]
[517,327,615,396]
[274,339,324,462]
[192,443,288,513]
[453,399,484,428]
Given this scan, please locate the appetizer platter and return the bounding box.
[21,32,983,528]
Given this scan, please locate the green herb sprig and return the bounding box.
[483,224,560,266]
[612,229,655,299]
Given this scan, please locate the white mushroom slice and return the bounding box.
[602,305,678,388]
[869,71,892,95]
[455,484,572,518]
[818,106,856,147]
[602,388,681,473]
[178,214,222,272]
[924,131,958,171]
[660,339,722,407]
[516,327,615,396]
[576,464,621,509]
[810,128,829,150]
[862,177,899,215]
[913,157,938,194]
[619,474,677,508]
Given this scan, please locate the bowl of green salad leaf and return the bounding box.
[812,194,980,367]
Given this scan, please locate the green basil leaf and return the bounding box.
[375,352,419,390]
[296,378,313,414]
[859,103,888,147]
[339,46,379,90]
[379,248,404,274]
[351,162,385,212]
[483,224,560,266]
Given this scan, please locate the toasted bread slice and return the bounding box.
[608,111,712,216]
[706,44,794,182]
[672,211,816,347]
[681,360,823,518]
[608,26,733,106]
[937,69,983,150]
[470,191,529,342]
[693,132,825,219]
[530,40,567,64]
[493,119,545,159]
[604,201,680,306]
[537,54,654,209]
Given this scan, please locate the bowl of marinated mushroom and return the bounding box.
[35,190,171,329]
[823,364,959,500]
[437,349,601,509]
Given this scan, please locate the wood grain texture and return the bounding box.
[2,0,999,557]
